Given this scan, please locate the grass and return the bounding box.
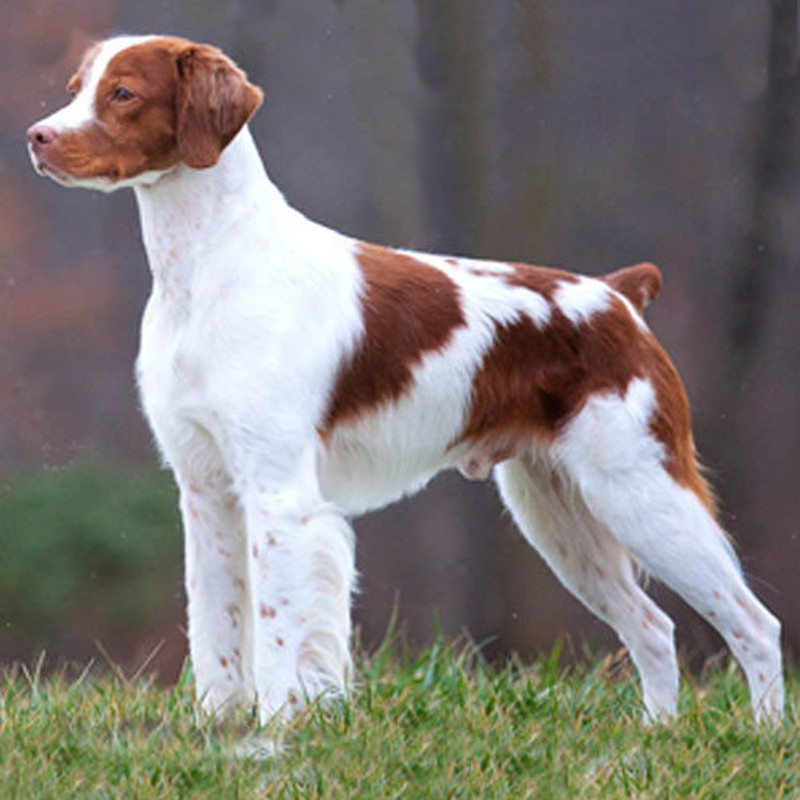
[0,643,797,799]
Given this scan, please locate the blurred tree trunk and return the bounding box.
[711,1,799,528]
[729,0,799,366]
[414,0,487,254]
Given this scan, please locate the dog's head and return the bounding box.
[26,35,263,192]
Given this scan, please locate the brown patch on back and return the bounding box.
[321,243,466,430]
[459,296,647,443]
[504,262,580,299]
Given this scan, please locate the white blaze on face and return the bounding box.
[37,35,156,134]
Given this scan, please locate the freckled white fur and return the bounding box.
[29,37,784,729]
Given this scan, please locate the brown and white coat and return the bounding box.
[28,35,784,729]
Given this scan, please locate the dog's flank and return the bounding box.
[27,35,784,727]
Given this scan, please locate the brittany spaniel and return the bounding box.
[27,35,783,726]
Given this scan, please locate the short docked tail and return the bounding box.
[604,262,663,313]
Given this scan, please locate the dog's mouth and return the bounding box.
[41,166,81,188]
[29,149,76,185]
[30,149,117,188]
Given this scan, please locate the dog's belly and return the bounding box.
[316,319,510,515]
[318,409,463,516]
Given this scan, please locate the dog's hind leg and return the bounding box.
[554,379,784,723]
[496,456,680,721]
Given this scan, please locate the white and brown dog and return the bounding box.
[27,35,783,725]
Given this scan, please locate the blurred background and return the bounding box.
[2,1,799,682]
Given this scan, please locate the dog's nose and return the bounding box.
[27,124,57,148]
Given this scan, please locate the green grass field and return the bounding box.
[1,643,797,800]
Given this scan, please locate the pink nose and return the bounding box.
[27,124,57,148]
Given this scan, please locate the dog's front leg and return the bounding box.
[178,478,253,718]
[242,474,356,725]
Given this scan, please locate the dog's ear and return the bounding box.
[175,44,263,169]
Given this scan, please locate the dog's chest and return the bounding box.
[136,289,225,460]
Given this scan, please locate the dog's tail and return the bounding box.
[603,262,662,313]
[605,261,720,521]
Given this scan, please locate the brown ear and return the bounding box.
[175,44,263,169]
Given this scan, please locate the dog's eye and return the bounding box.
[112,86,135,103]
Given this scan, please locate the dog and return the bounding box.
[27,35,784,725]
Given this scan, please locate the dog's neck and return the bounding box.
[133,126,290,289]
